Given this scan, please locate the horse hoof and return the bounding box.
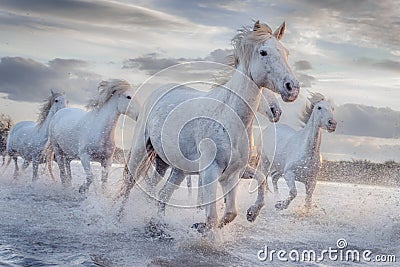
[145,219,173,240]
[246,206,259,222]
[191,222,207,234]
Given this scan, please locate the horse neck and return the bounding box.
[301,112,322,156]
[36,108,57,135]
[222,65,262,128]
[91,97,121,138]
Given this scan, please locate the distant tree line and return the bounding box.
[114,150,400,187]
[319,159,400,187]
[0,114,13,164]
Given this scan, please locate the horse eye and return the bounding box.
[317,106,322,110]
[126,96,132,99]
[55,100,59,102]
[260,50,268,56]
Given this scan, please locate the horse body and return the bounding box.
[259,93,337,209]
[119,20,300,230]
[48,80,141,193]
[148,88,283,210]
[6,92,66,180]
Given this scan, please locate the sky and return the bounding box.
[0,0,399,162]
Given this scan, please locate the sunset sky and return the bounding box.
[0,0,399,162]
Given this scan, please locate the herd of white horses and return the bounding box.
[4,20,337,233]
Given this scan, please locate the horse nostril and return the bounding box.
[285,82,292,91]
[328,119,336,125]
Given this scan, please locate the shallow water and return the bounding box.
[0,161,399,266]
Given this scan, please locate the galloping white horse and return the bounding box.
[6,91,66,180]
[258,92,336,210]
[147,88,282,195]
[48,80,141,193]
[118,20,300,231]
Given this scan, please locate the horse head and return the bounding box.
[233,20,300,102]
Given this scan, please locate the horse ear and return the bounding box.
[111,89,117,95]
[50,89,55,96]
[273,21,286,40]
[253,20,261,31]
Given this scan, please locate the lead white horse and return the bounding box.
[6,91,66,180]
[118,20,300,231]
[149,89,283,207]
[48,80,141,193]
[258,92,336,210]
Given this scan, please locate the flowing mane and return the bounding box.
[231,21,273,70]
[37,92,63,125]
[86,79,132,110]
[214,21,273,86]
[299,92,326,126]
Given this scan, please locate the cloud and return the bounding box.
[123,49,232,75]
[123,53,190,75]
[321,134,400,163]
[0,57,101,104]
[271,96,400,140]
[296,73,315,88]
[373,60,400,72]
[0,0,197,31]
[353,58,400,72]
[294,60,312,70]
[334,104,400,138]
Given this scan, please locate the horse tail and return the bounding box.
[43,140,56,182]
[137,141,157,179]
[116,141,157,201]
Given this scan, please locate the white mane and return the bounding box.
[86,79,132,110]
[299,92,326,126]
[231,21,273,71]
[37,92,63,125]
[213,21,274,86]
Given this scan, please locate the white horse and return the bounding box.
[48,80,141,193]
[6,91,67,180]
[149,89,283,206]
[258,92,336,210]
[118,20,300,231]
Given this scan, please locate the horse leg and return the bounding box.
[275,171,297,210]
[13,157,19,179]
[305,178,316,209]
[149,156,168,188]
[32,158,39,182]
[64,159,73,187]
[117,140,148,220]
[101,157,112,190]
[21,160,29,171]
[196,175,203,208]
[79,153,94,194]
[218,173,239,228]
[157,168,186,216]
[186,176,192,196]
[54,148,67,186]
[192,163,222,232]
[241,166,267,222]
[271,171,282,193]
